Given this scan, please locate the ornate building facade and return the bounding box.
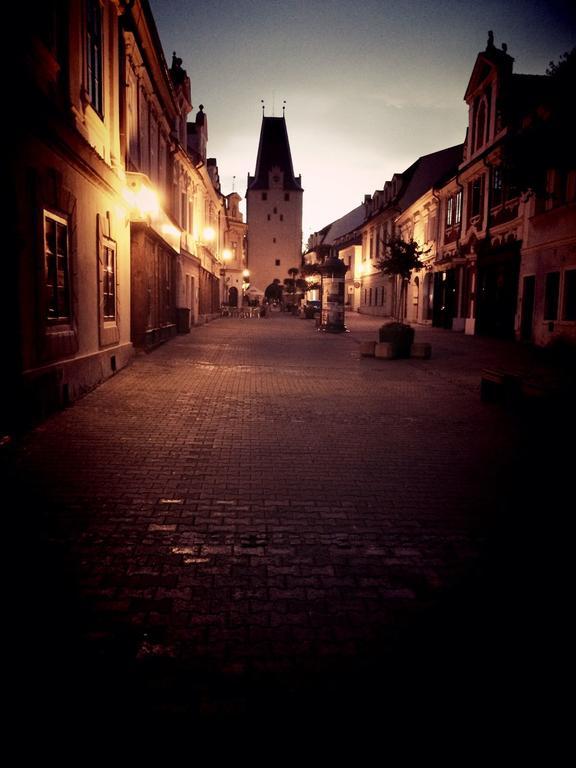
[6,0,236,431]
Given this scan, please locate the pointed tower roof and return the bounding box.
[247,116,302,191]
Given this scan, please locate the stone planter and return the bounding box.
[375,342,396,359]
[359,341,376,357]
[378,323,415,358]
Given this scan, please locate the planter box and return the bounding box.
[359,341,376,357]
[378,323,414,358]
[375,342,396,359]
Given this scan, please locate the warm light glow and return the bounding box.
[222,248,233,262]
[123,182,160,218]
[161,223,180,239]
[203,226,216,242]
[242,269,250,278]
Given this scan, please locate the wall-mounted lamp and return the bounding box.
[123,178,160,219]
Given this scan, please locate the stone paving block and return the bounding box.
[8,311,571,725]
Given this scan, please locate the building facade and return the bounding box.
[6,0,235,432]
[305,34,575,347]
[246,116,303,293]
[222,193,248,307]
[8,0,133,429]
[434,33,575,343]
[356,146,462,320]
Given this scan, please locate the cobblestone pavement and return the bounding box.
[6,312,574,737]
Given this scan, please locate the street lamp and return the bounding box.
[221,248,233,304]
[203,226,216,244]
[242,268,250,302]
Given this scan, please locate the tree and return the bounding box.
[375,236,430,321]
[301,262,322,292]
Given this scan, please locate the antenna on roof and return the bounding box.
[261,99,265,116]
[232,175,236,192]
[283,100,286,117]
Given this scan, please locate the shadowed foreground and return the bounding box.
[8,314,573,739]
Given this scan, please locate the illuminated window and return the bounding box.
[44,211,70,321]
[446,197,453,227]
[86,0,103,115]
[455,191,462,224]
[102,240,116,320]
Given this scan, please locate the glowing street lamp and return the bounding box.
[221,248,233,304]
[123,178,161,219]
[242,268,251,297]
[203,226,216,243]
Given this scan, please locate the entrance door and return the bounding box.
[520,275,535,342]
[476,251,520,338]
[228,286,239,308]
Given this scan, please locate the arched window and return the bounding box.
[475,100,486,152]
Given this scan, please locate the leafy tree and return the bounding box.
[301,262,322,292]
[546,47,576,78]
[376,236,430,321]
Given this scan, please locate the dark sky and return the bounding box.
[149,0,575,238]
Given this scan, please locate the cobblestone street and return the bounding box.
[7,312,573,735]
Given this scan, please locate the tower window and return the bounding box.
[273,207,277,214]
[261,192,267,201]
[275,259,281,266]
[273,237,276,243]
[284,193,290,201]
[280,214,284,221]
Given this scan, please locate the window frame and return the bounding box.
[44,210,71,323]
[86,0,103,116]
[102,239,117,322]
[544,271,560,321]
[562,269,576,321]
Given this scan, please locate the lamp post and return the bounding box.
[242,269,250,303]
[221,248,233,305]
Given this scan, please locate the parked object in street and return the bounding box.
[299,300,321,319]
